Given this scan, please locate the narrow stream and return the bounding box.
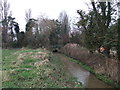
[57,54,113,88]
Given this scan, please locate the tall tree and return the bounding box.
[0,0,12,43]
[49,19,61,48]
[117,2,120,61]
[25,8,32,23]
[58,11,70,45]
[38,17,56,47]
[25,18,38,47]
[77,1,116,57]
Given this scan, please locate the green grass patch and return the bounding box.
[2,48,83,88]
[19,64,35,69]
[23,58,37,64]
[2,81,19,88]
[96,74,120,88]
[16,70,36,80]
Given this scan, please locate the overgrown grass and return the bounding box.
[2,48,82,88]
[62,54,120,89]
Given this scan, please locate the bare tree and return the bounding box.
[25,8,32,22]
[0,0,12,43]
[58,11,71,45]
[37,16,56,47]
[0,0,12,21]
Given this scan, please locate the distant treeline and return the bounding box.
[1,0,120,61]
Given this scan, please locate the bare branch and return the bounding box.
[25,8,32,22]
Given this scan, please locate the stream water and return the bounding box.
[57,54,113,88]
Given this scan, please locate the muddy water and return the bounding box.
[57,54,113,88]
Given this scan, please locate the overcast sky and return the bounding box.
[7,0,91,31]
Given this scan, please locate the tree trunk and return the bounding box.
[2,25,7,43]
[117,17,120,84]
[117,18,120,61]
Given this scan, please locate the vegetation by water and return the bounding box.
[1,0,120,88]
[62,54,120,89]
[2,48,82,88]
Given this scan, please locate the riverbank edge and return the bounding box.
[2,49,84,88]
[60,53,120,89]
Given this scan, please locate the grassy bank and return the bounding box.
[2,48,82,88]
[62,54,120,89]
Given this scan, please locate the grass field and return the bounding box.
[2,48,82,88]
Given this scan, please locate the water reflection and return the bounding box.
[58,54,113,88]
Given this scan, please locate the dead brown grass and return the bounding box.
[34,59,49,69]
[60,43,119,83]
[13,49,49,69]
